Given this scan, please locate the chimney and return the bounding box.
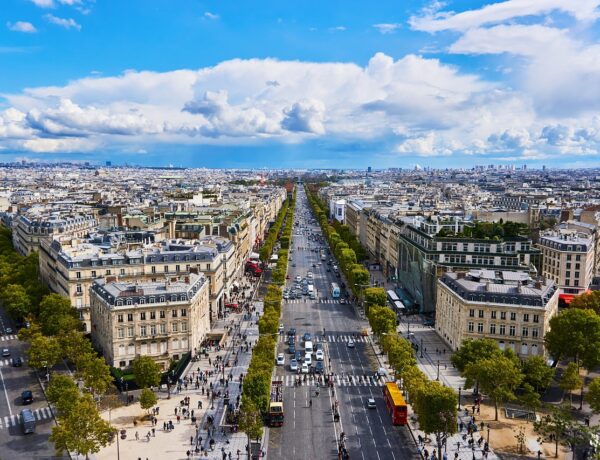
[534,281,542,289]
[457,272,466,279]
[517,284,523,294]
[106,275,117,283]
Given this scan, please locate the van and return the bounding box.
[307,285,314,294]
[310,290,317,300]
[20,409,35,434]
[304,341,313,354]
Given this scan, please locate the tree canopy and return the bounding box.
[131,356,161,389]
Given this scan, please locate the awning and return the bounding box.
[559,294,575,304]
[249,252,260,260]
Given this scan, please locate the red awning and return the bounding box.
[559,294,575,304]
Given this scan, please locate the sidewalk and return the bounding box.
[94,276,265,460]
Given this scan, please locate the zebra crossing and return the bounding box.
[0,357,25,366]
[279,335,369,344]
[284,299,343,304]
[0,407,53,430]
[0,335,17,342]
[277,374,386,387]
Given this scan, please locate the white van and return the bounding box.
[304,341,313,354]
[307,284,314,295]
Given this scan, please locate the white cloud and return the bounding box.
[204,12,219,20]
[44,14,81,31]
[329,26,346,32]
[30,0,54,7]
[373,23,401,34]
[7,21,37,33]
[282,99,326,134]
[395,132,453,157]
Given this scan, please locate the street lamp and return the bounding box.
[458,387,462,410]
[420,338,423,358]
[487,427,490,444]
[436,360,440,381]
[125,382,129,405]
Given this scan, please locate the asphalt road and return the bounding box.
[0,309,60,459]
[268,187,418,460]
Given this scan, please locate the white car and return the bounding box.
[290,359,298,372]
[295,275,302,283]
[1,348,9,357]
[278,323,284,333]
[315,349,324,361]
[307,271,313,279]
[347,340,356,349]
[367,398,376,409]
[304,353,312,365]
[276,353,285,366]
[301,363,309,374]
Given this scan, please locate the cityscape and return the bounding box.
[3,1,600,460]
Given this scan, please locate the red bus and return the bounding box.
[383,382,407,425]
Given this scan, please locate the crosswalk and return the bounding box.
[277,374,387,387]
[280,335,369,344]
[284,299,345,304]
[0,407,53,430]
[0,357,25,366]
[0,335,17,342]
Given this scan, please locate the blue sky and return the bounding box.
[1,0,600,168]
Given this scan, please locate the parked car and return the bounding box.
[21,390,33,405]
[315,361,324,374]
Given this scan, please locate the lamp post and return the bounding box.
[436,360,440,381]
[420,338,423,358]
[458,386,462,410]
[125,382,129,405]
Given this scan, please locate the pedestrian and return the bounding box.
[135,431,139,440]
[198,400,202,409]
[152,428,155,437]
[191,436,194,445]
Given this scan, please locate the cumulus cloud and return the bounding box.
[281,99,325,134]
[373,23,401,34]
[395,132,452,157]
[45,14,81,30]
[7,21,37,33]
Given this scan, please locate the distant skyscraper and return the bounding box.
[367,166,372,173]
[106,160,112,167]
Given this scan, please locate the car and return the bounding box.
[315,349,324,361]
[307,271,313,278]
[290,359,298,372]
[423,319,435,327]
[276,353,285,366]
[315,343,323,351]
[292,263,296,267]
[12,357,22,367]
[287,328,296,336]
[312,263,317,268]
[304,354,312,365]
[347,340,355,348]
[283,293,289,300]
[2,348,9,357]
[21,390,33,405]
[288,343,296,354]
[285,275,291,280]
[367,398,376,409]
[288,335,296,344]
[376,367,388,378]
[295,275,302,282]
[303,332,312,342]
[326,267,331,272]
[315,361,324,374]
[5,327,13,334]
[301,363,309,374]
[295,351,302,362]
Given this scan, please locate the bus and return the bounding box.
[331,283,341,298]
[383,382,407,426]
[387,289,400,304]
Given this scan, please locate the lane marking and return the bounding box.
[0,367,12,416]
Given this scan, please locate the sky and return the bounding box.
[1,0,600,168]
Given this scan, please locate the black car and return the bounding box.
[21,390,33,405]
[289,343,296,354]
[12,357,22,367]
[314,361,324,374]
[287,328,296,336]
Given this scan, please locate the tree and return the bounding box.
[238,397,264,459]
[131,356,161,389]
[139,388,157,415]
[464,355,522,420]
[58,330,95,369]
[47,374,80,415]
[570,290,600,314]
[559,362,583,405]
[586,377,600,413]
[414,381,457,460]
[403,365,428,404]
[364,287,387,310]
[27,333,62,370]
[451,338,503,391]
[77,355,114,398]
[518,383,541,420]
[534,404,575,458]
[545,308,600,369]
[522,355,555,392]
[50,393,114,460]
[1,284,31,319]
[38,293,81,336]
[368,305,397,336]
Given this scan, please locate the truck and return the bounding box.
[268,380,284,427]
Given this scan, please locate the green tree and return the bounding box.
[364,287,387,310]
[559,362,583,405]
[27,333,62,370]
[522,355,555,392]
[139,388,157,415]
[569,290,600,314]
[586,377,600,413]
[464,355,522,420]
[58,330,95,369]
[534,404,575,458]
[545,308,600,369]
[131,356,161,389]
[414,381,457,460]
[451,338,503,391]
[238,397,264,459]
[38,293,81,336]
[1,284,31,319]
[50,393,114,460]
[77,355,114,398]
[367,305,397,336]
[518,383,541,420]
[47,374,80,415]
[403,365,428,404]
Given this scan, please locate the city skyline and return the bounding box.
[2,0,600,168]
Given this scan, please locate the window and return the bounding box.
[469,309,475,318]
[206,264,211,271]
[523,313,529,322]
[76,271,81,279]
[119,361,127,368]
[150,325,156,336]
[490,324,496,334]
[532,328,539,338]
[118,314,124,323]
[164,265,169,273]
[140,312,146,321]
[565,279,570,286]
[151,266,156,274]
[91,270,97,277]
[576,263,581,270]
[499,324,506,335]
[127,327,134,337]
[576,255,581,261]
[478,310,484,318]
[575,271,580,279]
[491,311,497,320]
[468,322,474,332]
[566,263,571,269]
[106,269,111,276]
[172,310,178,318]
[477,323,484,333]
[172,323,178,332]
[160,324,166,334]
[127,313,133,322]
[117,328,124,338]
[533,314,539,323]
[120,268,125,275]
[509,325,516,336]
[510,312,516,321]
[150,312,156,320]
[176,265,180,272]
[500,312,506,320]
[181,309,187,317]
[140,297,145,304]
[522,327,529,337]
[76,284,82,294]
[140,326,147,336]
[566,271,571,278]
[567,255,572,261]
[160,310,165,319]
[575,280,579,287]
[181,322,188,332]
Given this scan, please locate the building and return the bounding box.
[90,273,210,370]
[436,270,559,357]
[539,229,595,304]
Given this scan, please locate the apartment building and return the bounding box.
[90,273,210,370]
[436,270,559,357]
[539,229,595,303]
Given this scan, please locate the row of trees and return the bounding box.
[239,190,296,448]
[304,187,370,299]
[259,197,290,263]
[364,288,457,460]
